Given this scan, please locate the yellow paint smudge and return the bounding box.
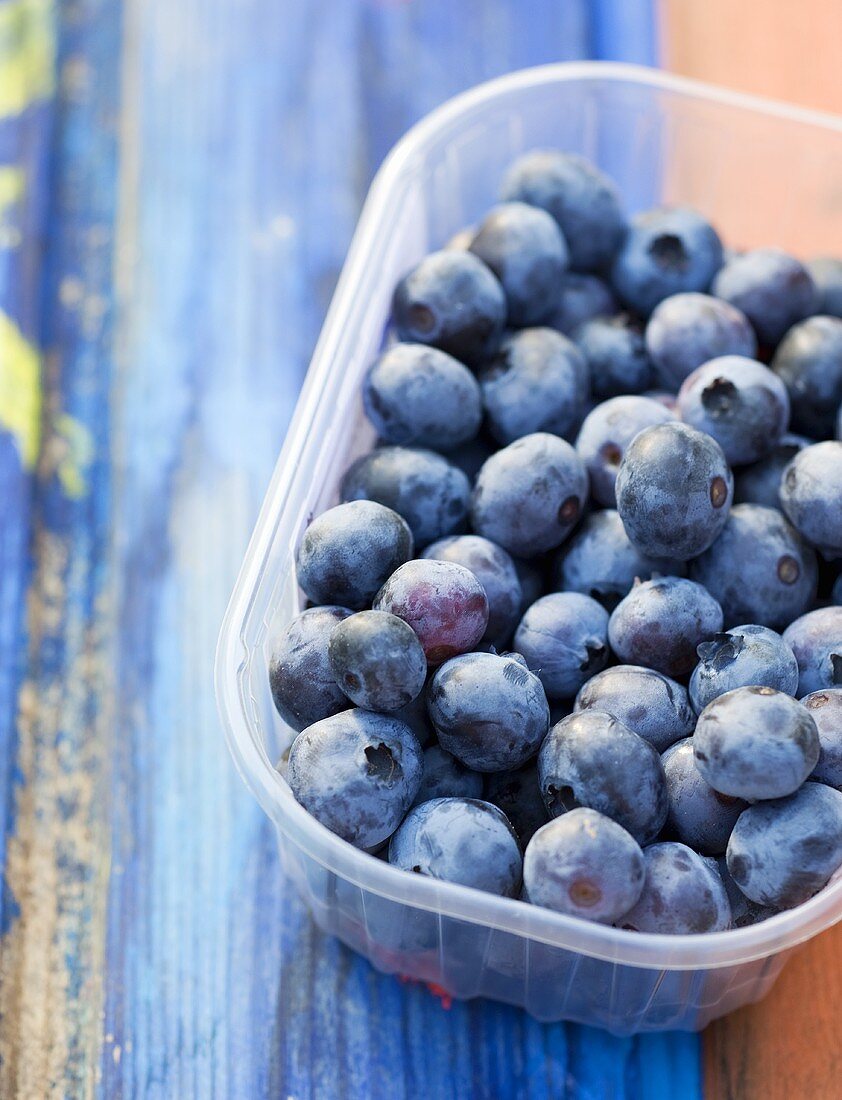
[0,308,41,467]
[0,165,24,211]
[54,412,93,499]
[0,0,55,118]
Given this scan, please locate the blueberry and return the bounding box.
[389,797,522,897]
[427,651,550,772]
[363,343,482,451]
[471,432,588,557]
[340,446,470,547]
[478,327,589,445]
[733,433,811,510]
[807,257,842,319]
[575,665,695,753]
[645,292,757,390]
[689,624,799,713]
[421,534,522,648]
[392,249,506,365]
[374,558,488,665]
[547,272,617,335]
[694,686,820,800]
[771,316,842,437]
[689,505,817,630]
[483,760,549,846]
[615,422,733,560]
[715,856,776,927]
[780,442,842,558]
[611,207,724,316]
[783,607,842,696]
[501,150,626,272]
[328,610,427,712]
[514,592,609,699]
[662,738,747,854]
[677,356,790,466]
[469,202,569,326]
[287,709,423,850]
[608,576,724,678]
[619,842,731,934]
[295,500,413,609]
[552,509,684,612]
[523,809,645,924]
[538,710,668,845]
[269,606,353,732]
[712,248,817,347]
[573,313,652,400]
[804,689,842,788]
[575,395,675,508]
[411,744,484,805]
[726,782,842,908]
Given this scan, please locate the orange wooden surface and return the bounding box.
[663,4,842,1098]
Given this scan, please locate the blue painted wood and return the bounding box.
[0,0,704,1095]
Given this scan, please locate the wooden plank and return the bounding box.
[0,1,705,1096]
[661,5,842,1099]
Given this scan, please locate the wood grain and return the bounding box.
[662,0,842,115]
[0,2,706,1096]
[704,925,842,1100]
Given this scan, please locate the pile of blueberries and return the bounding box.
[271,149,842,936]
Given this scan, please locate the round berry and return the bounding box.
[269,606,352,732]
[328,610,427,712]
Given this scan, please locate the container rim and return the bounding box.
[216,61,842,972]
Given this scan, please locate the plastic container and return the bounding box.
[216,63,842,1034]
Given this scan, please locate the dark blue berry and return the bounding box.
[469,202,569,326]
[538,710,668,845]
[575,395,674,507]
[427,651,550,772]
[552,509,683,611]
[328,610,427,712]
[547,272,617,335]
[392,249,506,365]
[514,592,609,699]
[573,313,652,400]
[389,797,522,896]
[783,607,842,696]
[662,738,747,855]
[771,315,842,438]
[411,744,484,805]
[713,248,817,346]
[478,327,589,445]
[694,686,820,800]
[501,150,626,272]
[287,709,423,850]
[615,422,733,560]
[523,809,645,923]
[733,433,811,510]
[619,842,731,933]
[341,445,470,547]
[726,782,842,908]
[804,689,842,789]
[689,624,799,713]
[611,207,724,315]
[363,343,482,451]
[689,505,817,630]
[575,664,694,753]
[780,442,842,558]
[677,356,790,466]
[295,500,413,609]
[808,257,842,319]
[269,606,352,732]
[645,292,756,390]
[608,576,724,678]
[471,432,588,557]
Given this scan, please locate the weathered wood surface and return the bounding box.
[0,1,708,1096]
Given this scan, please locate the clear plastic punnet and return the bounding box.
[216,64,842,1034]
